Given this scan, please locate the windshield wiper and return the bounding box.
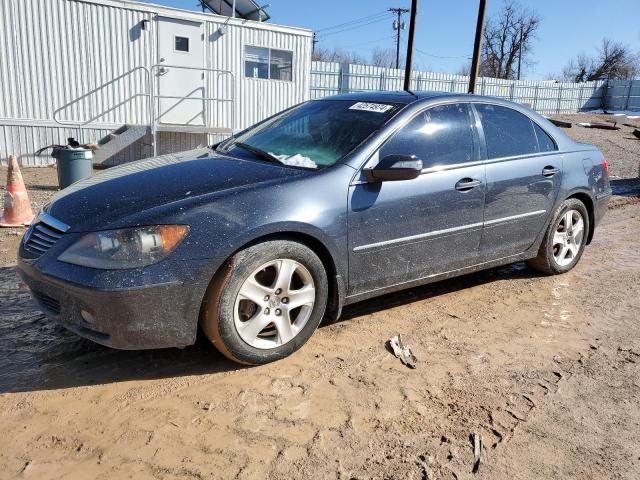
[232,142,284,166]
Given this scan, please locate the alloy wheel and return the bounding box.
[552,209,585,267]
[233,259,316,349]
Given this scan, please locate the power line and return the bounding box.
[315,11,388,33]
[340,35,397,51]
[415,47,471,59]
[316,16,390,39]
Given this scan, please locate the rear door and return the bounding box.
[474,103,561,259]
[348,102,486,295]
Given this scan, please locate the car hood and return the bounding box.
[46,148,308,232]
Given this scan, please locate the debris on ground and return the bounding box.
[576,122,621,130]
[472,431,484,473]
[387,334,417,369]
[547,118,572,128]
[633,129,640,140]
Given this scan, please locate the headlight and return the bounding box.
[58,225,189,269]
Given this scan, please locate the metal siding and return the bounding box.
[0,0,152,124]
[0,125,111,166]
[0,0,311,165]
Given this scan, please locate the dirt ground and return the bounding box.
[551,113,640,179]
[0,118,639,479]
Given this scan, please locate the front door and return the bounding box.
[474,103,562,259]
[348,103,486,295]
[156,17,205,125]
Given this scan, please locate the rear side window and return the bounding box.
[533,122,557,152]
[380,103,476,169]
[475,104,538,159]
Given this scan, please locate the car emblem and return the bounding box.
[268,297,281,309]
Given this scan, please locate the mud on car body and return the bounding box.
[17,92,612,365]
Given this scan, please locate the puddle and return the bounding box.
[540,281,573,329]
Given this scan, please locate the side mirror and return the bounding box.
[364,155,423,182]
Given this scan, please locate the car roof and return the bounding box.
[318,91,548,111]
[319,90,460,105]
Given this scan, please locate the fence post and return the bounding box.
[533,83,539,112]
[338,63,349,94]
[556,84,563,114]
[509,82,515,101]
[602,79,609,111]
[577,83,585,112]
[625,80,633,110]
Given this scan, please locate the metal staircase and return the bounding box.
[52,65,235,167]
[92,125,150,166]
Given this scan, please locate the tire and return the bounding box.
[201,240,328,365]
[527,198,590,275]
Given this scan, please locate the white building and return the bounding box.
[0,0,313,166]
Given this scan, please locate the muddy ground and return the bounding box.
[0,117,639,479]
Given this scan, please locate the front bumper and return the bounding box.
[17,255,212,350]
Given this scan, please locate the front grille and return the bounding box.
[33,291,62,315]
[23,212,70,257]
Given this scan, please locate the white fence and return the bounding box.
[605,80,640,111]
[310,61,621,115]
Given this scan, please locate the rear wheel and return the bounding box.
[527,198,589,275]
[201,240,328,365]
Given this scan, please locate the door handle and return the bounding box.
[542,166,559,177]
[455,178,482,191]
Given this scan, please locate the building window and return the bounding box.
[175,36,189,52]
[244,46,293,81]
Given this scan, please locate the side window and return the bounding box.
[379,103,475,169]
[533,122,557,152]
[475,104,538,159]
[244,46,293,81]
[244,46,270,79]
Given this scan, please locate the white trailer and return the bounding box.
[0,0,312,166]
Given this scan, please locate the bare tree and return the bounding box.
[312,47,365,65]
[479,1,540,79]
[562,39,639,82]
[456,63,471,76]
[370,47,403,69]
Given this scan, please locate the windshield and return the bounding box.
[218,100,402,169]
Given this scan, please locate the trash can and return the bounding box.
[52,147,93,189]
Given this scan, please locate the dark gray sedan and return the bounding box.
[17,92,612,365]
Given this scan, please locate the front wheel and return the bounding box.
[527,198,589,275]
[201,240,328,365]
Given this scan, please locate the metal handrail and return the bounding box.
[53,64,236,157]
[53,66,152,127]
[148,64,235,155]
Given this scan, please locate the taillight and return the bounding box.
[601,158,609,176]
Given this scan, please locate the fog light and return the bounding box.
[81,310,95,324]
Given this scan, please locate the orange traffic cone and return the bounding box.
[1,155,34,227]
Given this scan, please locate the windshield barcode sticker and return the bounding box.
[349,102,393,113]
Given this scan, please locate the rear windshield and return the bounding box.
[218,100,402,169]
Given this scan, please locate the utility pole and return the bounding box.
[468,0,487,94]
[312,32,318,56]
[389,8,409,69]
[403,0,418,91]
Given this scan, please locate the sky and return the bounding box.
[137,0,640,79]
